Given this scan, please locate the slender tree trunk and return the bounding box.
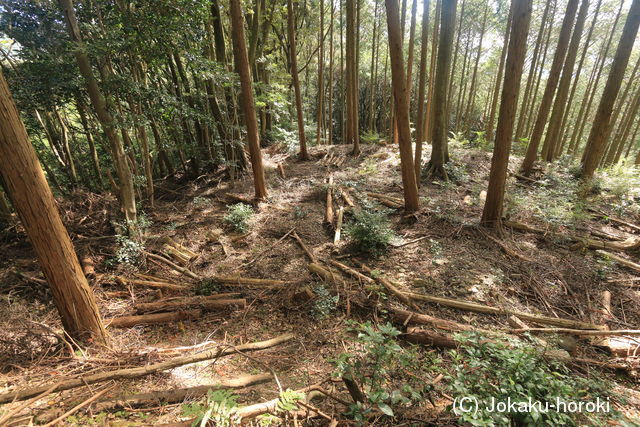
[540,0,589,162]
[555,0,602,156]
[447,0,465,117]
[482,0,532,228]
[384,0,419,212]
[424,0,441,144]
[414,0,430,183]
[316,0,325,146]
[485,2,513,143]
[426,0,456,180]
[287,0,308,160]
[514,0,552,141]
[520,0,579,175]
[76,97,104,190]
[229,0,268,199]
[0,69,107,344]
[523,0,557,137]
[573,1,624,158]
[608,82,640,165]
[581,0,640,180]
[463,0,489,132]
[328,0,335,144]
[346,0,360,154]
[60,0,136,232]
[368,0,379,132]
[406,0,418,111]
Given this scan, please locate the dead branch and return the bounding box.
[134,298,246,314]
[106,310,202,328]
[115,276,188,292]
[144,252,200,279]
[357,262,422,311]
[0,333,295,403]
[402,291,601,330]
[334,207,344,243]
[92,374,271,412]
[291,231,317,262]
[596,250,640,273]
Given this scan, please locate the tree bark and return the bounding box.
[485,1,513,143]
[426,0,456,180]
[59,0,137,232]
[520,0,579,175]
[316,0,325,146]
[385,0,420,212]
[0,70,107,344]
[287,0,308,160]
[229,0,268,200]
[481,0,532,228]
[540,0,589,162]
[581,0,640,180]
[414,0,430,183]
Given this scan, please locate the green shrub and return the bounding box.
[333,322,437,423]
[312,285,339,319]
[223,203,254,233]
[345,209,394,256]
[448,333,620,426]
[181,389,238,427]
[112,235,145,266]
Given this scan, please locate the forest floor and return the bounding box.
[1,139,640,425]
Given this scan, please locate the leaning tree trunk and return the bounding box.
[481,0,532,228]
[384,0,420,212]
[0,70,107,344]
[520,0,579,175]
[287,0,309,160]
[426,0,456,180]
[229,0,268,200]
[59,0,137,233]
[581,0,640,180]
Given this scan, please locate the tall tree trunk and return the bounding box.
[414,0,431,183]
[424,0,441,144]
[555,0,602,156]
[59,0,137,232]
[384,0,420,212]
[346,0,360,154]
[287,0,308,160]
[463,0,489,132]
[514,0,553,141]
[426,0,456,180]
[520,0,579,175]
[316,0,325,146]
[368,0,379,132]
[447,0,466,117]
[581,0,640,180]
[485,2,513,143]
[405,0,418,111]
[229,0,268,199]
[608,82,640,165]
[523,0,557,137]
[76,97,104,190]
[328,0,335,144]
[0,69,107,344]
[482,0,532,228]
[540,0,589,162]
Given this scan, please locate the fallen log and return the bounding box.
[134,298,246,314]
[402,291,601,330]
[388,307,481,332]
[357,262,421,311]
[0,333,295,404]
[115,276,188,292]
[226,193,258,206]
[81,255,96,278]
[41,385,115,427]
[596,250,640,273]
[159,237,198,259]
[92,373,272,412]
[211,276,289,287]
[107,310,202,328]
[505,221,640,251]
[340,188,355,207]
[510,328,640,336]
[309,262,340,283]
[366,192,403,209]
[404,328,634,373]
[292,232,317,262]
[162,244,191,265]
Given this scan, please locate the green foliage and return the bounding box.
[292,206,308,219]
[110,235,145,267]
[312,284,339,319]
[181,389,238,427]
[443,162,470,185]
[223,203,254,233]
[196,278,221,296]
[276,389,306,413]
[345,209,395,256]
[333,322,437,423]
[361,131,381,144]
[448,333,620,426]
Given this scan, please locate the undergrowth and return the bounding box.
[223,203,254,233]
[345,208,395,256]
